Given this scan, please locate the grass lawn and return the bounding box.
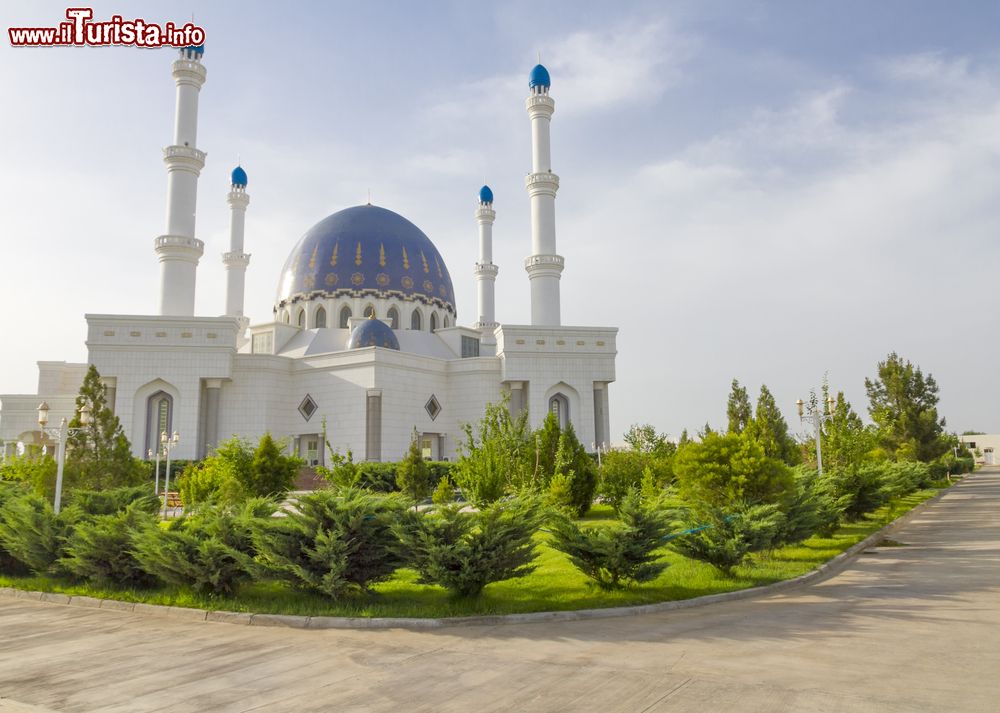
[0,486,944,619]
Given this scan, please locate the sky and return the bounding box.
[2,0,1000,443]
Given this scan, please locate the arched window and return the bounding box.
[364,304,376,319]
[387,306,399,329]
[444,315,451,328]
[430,312,438,332]
[410,309,422,331]
[314,306,327,328]
[339,306,352,329]
[297,309,305,328]
[549,393,570,429]
[282,310,290,324]
[145,391,173,455]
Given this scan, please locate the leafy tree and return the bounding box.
[865,352,948,462]
[669,502,785,575]
[819,385,879,470]
[531,412,563,488]
[726,379,753,434]
[317,449,360,488]
[747,385,800,465]
[549,491,671,589]
[453,397,531,506]
[623,423,674,457]
[673,431,795,509]
[253,488,406,598]
[395,497,542,597]
[64,365,145,491]
[553,423,598,516]
[599,449,647,512]
[397,431,433,507]
[248,433,300,497]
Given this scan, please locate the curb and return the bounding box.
[0,482,956,631]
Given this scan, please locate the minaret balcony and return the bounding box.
[525,172,560,196]
[524,254,565,276]
[155,234,205,262]
[473,262,499,278]
[525,94,555,115]
[222,251,252,268]
[172,59,207,85]
[162,145,206,171]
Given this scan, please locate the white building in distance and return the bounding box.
[0,49,618,466]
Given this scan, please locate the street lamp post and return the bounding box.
[36,401,92,514]
[796,394,838,477]
[160,430,180,517]
[147,446,163,494]
[591,442,608,468]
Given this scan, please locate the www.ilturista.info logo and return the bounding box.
[8,8,206,48]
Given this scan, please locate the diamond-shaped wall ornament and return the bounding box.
[298,394,318,422]
[425,395,441,421]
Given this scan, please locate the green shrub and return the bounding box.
[253,489,406,598]
[0,483,30,574]
[132,501,274,596]
[177,458,246,507]
[395,497,543,597]
[454,399,531,506]
[431,474,456,505]
[598,449,646,512]
[548,492,671,589]
[673,431,795,509]
[669,502,785,576]
[774,468,845,545]
[822,464,889,521]
[60,502,159,587]
[0,493,78,574]
[354,462,398,492]
[67,485,160,516]
[397,434,433,505]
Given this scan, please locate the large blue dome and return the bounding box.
[276,205,456,315]
[347,317,400,350]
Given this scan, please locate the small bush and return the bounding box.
[131,501,274,596]
[0,483,30,574]
[598,450,646,512]
[60,502,159,587]
[395,497,543,597]
[68,485,160,516]
[431,474,456,505]
[0,493,77,574]
[823,465,889,521]
[669,502,785,576]
[548,492,671,589]
[253,489,406,598]
[397,435,433,505]
[774,468,846,545]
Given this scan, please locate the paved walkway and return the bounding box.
[1,470,999,713]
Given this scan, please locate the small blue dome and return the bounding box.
[231,166,248,187]
[529,64,551,89]
[347,317,400,351]
[183,44,204,57]
[479,185,493,204]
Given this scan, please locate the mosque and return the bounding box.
[0,47,618,465]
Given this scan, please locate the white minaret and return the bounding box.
[155,45,207,316]
[474,185,498,345]
[223,166,251,321]
[524,63,563,326]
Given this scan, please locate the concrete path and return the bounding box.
[2,470,999,713]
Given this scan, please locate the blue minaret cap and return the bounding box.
[479,185,494,204]
[529,63,551,89]
[231,165,248,187]
[183,44,205,57]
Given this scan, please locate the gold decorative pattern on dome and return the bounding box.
[423,279,434,293]
[351,272,364,286]
[291,252,301,272]
[438,285,447,297]
[325,274,339,286]
[401,275,414,289]
[379,243,386,267]
[376,272,390,287]
[402,246,410,270]
[329,242,339,267]
[420,251,429,273]
[434,255,443,278]
[308,245,318,269]
[303,275,316,289]
[355,242,362,266]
